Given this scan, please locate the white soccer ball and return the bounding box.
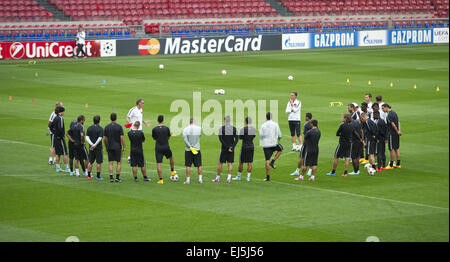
[295,144,302,152]
[159,64,164,69]
[221,69,227,75]
[288,75,294,81]
[170,174,179,182]
[214,89,219,95]
[368,168,376,176]
[364,163,372,172]
[220,89,225,95]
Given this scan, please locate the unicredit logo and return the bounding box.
[10,42,25,59]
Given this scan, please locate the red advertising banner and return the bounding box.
[0,40,101,60]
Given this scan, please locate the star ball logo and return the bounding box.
[9,42,25,59]
[138,38,160,55]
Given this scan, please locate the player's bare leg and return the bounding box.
[226,162,232,183]
[214,162,222,182]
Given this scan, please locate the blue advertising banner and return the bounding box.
[388,29,433,45]
[311,32,357,48]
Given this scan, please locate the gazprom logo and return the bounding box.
[363,34,383,45]
[284,36,306,48]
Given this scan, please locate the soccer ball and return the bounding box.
[368,168,376,176]
[159,64,164,70]
[295,144,302,152]
[364,163,372,172]
[288,75,294,81]
[170,174,179,182]
[214,89,219,95]
[220,89,225,95]
[221,69,227,75]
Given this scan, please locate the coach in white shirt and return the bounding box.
[126,98,150,162]
[127,98,150,130]
[75,27,87,58]
[285,92,302,151]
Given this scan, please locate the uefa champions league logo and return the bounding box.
[169,92,279,136]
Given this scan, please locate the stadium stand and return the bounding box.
[0,0,448,41]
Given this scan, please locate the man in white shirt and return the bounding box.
[75,26,87,58]
[375,95,387,123]
[364,93,373,114]
[183,118,203,184]
[126,98,150,162]
[286,92,302,151]
[260,112,283,181]
[48,101,63,165]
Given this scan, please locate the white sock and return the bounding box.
[292,143,296,147]
[56,164,60,169]
[65,164,69,169]
[216,175,220,180]
[49,157,52,161]
[75,169,80,175]
[199,175,202,181]
[237,172,241,177]
[186,177,190,183]
[311,175,315,179]
[227,174,232,181]
[296,168,300,172]
[247,173,251,178]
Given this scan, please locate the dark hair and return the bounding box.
[375,95,382,102]
[134,121,140,128]
[110,113,117,121]
[58,106,65,113]
[348,103,355,109]
[371,103,379,109]
[55,106,61,114]
[136,98,144,105]
[305,112,312,120]
[77,115,85,122]
[93,115,100,124]
[190,118,194,124]
[311,119,318,127]
[382,103,391,109]
[245,117,251,124]
[157,115,164,123]
[343,114,352,122]
[365,93,372,98]
[361,102,368,108]
[291,92,298,97]
[266,112,272,120]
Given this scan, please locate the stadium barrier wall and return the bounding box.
[282,28,448,50]
[1,28,447,60]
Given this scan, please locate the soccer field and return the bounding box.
[0,44,448,242]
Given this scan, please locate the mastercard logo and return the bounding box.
[138,38,160,55]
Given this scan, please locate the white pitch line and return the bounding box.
[1,139,448,211]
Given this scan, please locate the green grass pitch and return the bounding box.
[0,44,448,242]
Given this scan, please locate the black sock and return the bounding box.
[88,172,91,177]
[171,168,174,172]
[160,177,163,180]
[389,161,394,167]
[372,164,376,169]
[331,169,336,174]
[116,174,120,179]
[109,175,113,180]
[355,166,359,172]
[97,172,100,178]
[270,159,275,165]
[397,160,401,166]
[344,170,348,174]
[144,176,148,179]
[266,175,270,180]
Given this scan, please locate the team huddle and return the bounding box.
[47,92,401,184]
